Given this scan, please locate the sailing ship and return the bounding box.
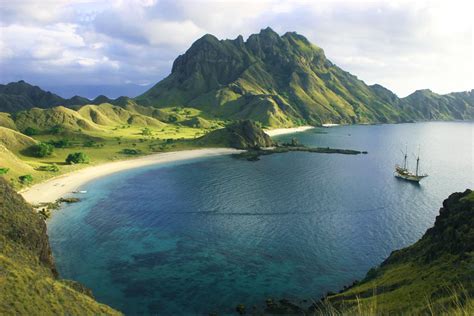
[394,147,428,183]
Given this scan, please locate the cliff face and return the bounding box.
[199,120,273,149]
[324,189,474,314]
[0,176,57,275]
[0,177,121,315]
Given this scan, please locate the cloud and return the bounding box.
[0,0,472,97]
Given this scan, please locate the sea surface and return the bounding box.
[48,122,473,315]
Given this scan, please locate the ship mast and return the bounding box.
[415,147,420,176]
[403,145,408,170]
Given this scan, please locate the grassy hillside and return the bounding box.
[0,177,121,315]
[0,103,224,189]
[136,28,474,127]
[315,189,474,315]
[0,126,37,151]
[398,89,474,121]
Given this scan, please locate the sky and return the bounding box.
[0,0,472,98]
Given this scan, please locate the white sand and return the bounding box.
[21,148,240,204]
[264,126,315,137]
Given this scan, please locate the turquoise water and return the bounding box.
[48,122,473,315]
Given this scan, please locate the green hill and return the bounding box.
[398,89,474,120]
[0,81,91,112]
[77,103,166,128]
[318,189,474,314]
[0,177,121,315]
[0,144,35,180]
[13,106,102,133]
[0,126,37,152]
[199,120,273,149]
[136,28,473,127]
[1,30,472,124]
[1,103,168,134]
[181,116,213,129]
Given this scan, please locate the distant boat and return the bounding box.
[394,147,428,183]
[72,190,87,194]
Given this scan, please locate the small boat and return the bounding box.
[72,190,88,194]
[394,147,428,183]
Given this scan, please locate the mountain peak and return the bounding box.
[195,33,220,44]
[136,29,474,126]
[259,26,278,35]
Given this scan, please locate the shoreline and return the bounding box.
[21,148,240,204]
[264,126,315,137]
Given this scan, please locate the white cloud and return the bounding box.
[0,0,472,97]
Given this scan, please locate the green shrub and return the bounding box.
[0,167,9,175]
[168,115,178,123]
[121,148,142,155]
[50,125,64,134]
[141,127,152,136]
[83,140,96,147]
[35,164,59,172]
[19,174,33,184]
[23,127,39,136]
[38,208,51,220]
[48,139,72,148]
[65,152,89,165]
[30,142,54,157]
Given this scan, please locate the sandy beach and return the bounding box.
[21,148,240,204]
[264,126,315,137]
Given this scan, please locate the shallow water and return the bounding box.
[48,122,473,315]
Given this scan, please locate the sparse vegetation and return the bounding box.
[48,139,72,148]
[35,164,59,172]
[141,127,152,136]
[121,148,142,155]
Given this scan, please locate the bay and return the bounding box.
[48,122,473,315]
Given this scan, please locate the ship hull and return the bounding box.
[394,172,427,182]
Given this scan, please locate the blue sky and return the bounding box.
[0,0,472,98]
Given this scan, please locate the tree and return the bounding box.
[50,125,64,134]
[49,139,72,148]
[121,148,142,155]
[0,168,9,175]
[65,152,89,164]
[30,142,54,157]
[23,127,39,136]
[168,115,178,123]
[19,174,33,184]
[83,140,96,147]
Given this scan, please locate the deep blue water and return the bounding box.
[48,122,473,315]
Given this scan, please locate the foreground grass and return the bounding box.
[0,178,121,315]
[312,289,473,316]
[319,190,474,315]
